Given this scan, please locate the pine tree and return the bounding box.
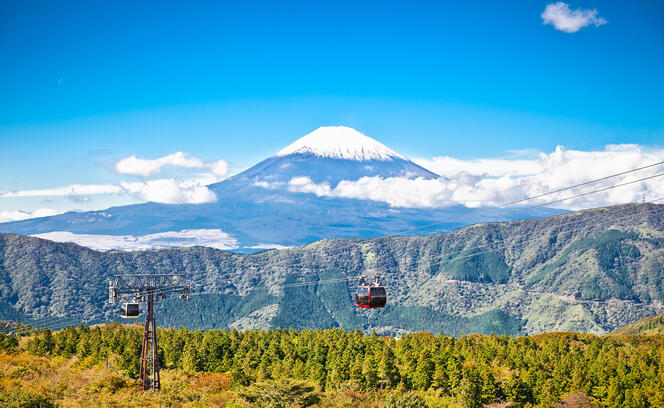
[182,340,203,373]
[350,354,365,387]
[40,330,56,356]
[459,368,482,408]
[363,352,379,390]
[379,346,399,388]
[412,350,434,390]
[479,367,499,405]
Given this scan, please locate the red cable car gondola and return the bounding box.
[355,277,387,308]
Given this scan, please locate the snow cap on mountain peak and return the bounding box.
[275,126,404,161]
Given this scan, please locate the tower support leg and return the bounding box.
[139,292,160,391]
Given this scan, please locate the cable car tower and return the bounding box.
[109,274,192,391]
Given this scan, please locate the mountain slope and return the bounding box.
[0,126,559,251]
[611,313,664,335]
[1,203,662,335]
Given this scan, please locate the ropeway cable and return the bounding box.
[180,203,660,299]
[152,163,664,287]
[409,159,664,233]
[225,170,664,276]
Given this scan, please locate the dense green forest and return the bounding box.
[3,324,663,407]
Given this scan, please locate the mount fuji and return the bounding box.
[210,126,437,199]
[0,126,561,251]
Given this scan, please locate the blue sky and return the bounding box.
[1,0,663,218]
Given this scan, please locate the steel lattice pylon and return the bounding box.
[109,274,191,391]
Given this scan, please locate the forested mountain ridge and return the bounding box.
[1,203,663,335]
[611,313,664,336]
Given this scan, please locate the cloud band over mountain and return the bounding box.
[2,142,662,225]
[258,144,664,210]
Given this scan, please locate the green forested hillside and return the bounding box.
[0,203,663,335]
[4,324,663,407]
[611,313,664,335]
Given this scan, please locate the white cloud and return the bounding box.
[209,160,230,177]
[115,152,229,177]
[1,184,123,197]
[414,156,543,178]
[120,179,217,204]
[287,177,333,196]
[258,144,664,211]
[541,2,607,33]
[33,229,238,251]
[1,152,229,215]
[1,179,217,205]
[0,208,61,223]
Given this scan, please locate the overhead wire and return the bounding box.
[409,159,664,233]
[170,192,664,308]
[174,202,660,311]
[10,316,94,337]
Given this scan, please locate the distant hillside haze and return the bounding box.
[0,126,561,252]
[1,203,662,336]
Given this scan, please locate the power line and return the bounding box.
[381,197,664,276]
[408,159,664,233]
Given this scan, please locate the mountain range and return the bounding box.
[1,202,662,336]
[0,126,561,252]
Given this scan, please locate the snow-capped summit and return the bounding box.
[219,125,438,188]
[275,126,404,161]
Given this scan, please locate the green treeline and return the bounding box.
[13,324,664,407]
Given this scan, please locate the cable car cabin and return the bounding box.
[120,303,140,318]
[355,285,387,308]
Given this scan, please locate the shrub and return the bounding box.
[0,389,56,408]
